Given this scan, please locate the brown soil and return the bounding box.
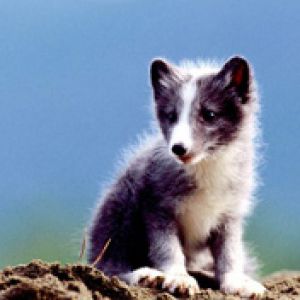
[0,260,299,300]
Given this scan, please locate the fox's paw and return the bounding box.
[162,273,200,296]
[137,267,165,288]
[221,272,266,298]
[127,267,199,296]
[126,267,164,288]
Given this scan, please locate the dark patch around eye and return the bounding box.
[221,98,243,124]
[159,109,178,124]
[201,107,218,123]
[206,99,244,145]
[165,111,177,123]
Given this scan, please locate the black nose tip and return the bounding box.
[171,143,187,157]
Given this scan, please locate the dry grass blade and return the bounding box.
[91,238,112,267]
[78,229,87,262]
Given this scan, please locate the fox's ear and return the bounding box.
[218,56,251,103]
[150,59,180,99]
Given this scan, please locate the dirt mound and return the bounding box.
[0,260,299,299]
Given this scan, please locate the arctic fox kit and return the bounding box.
[88,56,266,297]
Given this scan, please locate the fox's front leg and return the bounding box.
[139,217,200,296]
[210,218,266,297]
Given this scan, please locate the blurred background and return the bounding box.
[0,0,299,275]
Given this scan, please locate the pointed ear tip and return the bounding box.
[150,58,174,82]
[151,57,166,63]
[228,56,250,69]
[150,58,168,71]
[229,57,252,90]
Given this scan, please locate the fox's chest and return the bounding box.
[175,144,252,249]
[176,167,239,249]
[177,192,229,246]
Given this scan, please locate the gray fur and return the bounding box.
[88,139,196,274]
[87,56,265,297]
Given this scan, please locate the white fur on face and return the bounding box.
[169,80,196,156]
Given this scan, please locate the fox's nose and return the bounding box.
[171,143,187,157]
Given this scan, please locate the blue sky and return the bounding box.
[0,0,299,272]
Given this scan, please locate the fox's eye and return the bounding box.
[202,108,217,122]
[166,111,177,123]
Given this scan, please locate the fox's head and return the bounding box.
[150,56,256,165]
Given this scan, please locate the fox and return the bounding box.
[87,56,266,297]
